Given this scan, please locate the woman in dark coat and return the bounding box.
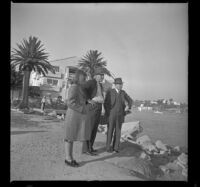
[64,69,96,167]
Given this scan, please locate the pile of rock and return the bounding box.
[121,121,143,142]
[97,120,187,180]
[97,121,143,137]
[135,135,188,179]
[136,135,159,154]
[159,152,188,178]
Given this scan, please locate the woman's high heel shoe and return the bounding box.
[65,159,79,167]
[72,160,79,167]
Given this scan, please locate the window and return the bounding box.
[53,79,58,86]
[69,68,76,74]
[53,66,59,72]
[47,79,53,85]
[47,78,58,86]
[68,68,77,80]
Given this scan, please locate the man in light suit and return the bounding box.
[104,78,133,153]
[81,68,105,156]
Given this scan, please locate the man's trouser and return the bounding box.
[106,113,123,151]
[82,104,102,153]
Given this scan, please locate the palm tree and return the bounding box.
[78,50,114,79]
[11,36,55,109]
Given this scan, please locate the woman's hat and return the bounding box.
[114,78,123,84]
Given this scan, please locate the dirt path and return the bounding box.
[10,110,143,181]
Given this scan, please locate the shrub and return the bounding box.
[11,99,21,107]
[51,101,68,110]
[11,97,68,110]
[28,86,41,98]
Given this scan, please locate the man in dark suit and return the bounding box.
[81,68,105,156]
[104,78,133,153]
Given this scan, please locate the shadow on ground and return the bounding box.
[79,141,164,180]
[11,130,47,135]
[11,112,40,128]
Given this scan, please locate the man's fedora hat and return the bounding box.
[114,78,123,84]
[94,67,105,76]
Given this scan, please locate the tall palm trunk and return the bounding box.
[17,69,31,109]
[11,89,14,103]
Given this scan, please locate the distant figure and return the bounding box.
[57,96,63,104]
[41,96,46,111]
[104,78,133,153]
[49,95,53,105]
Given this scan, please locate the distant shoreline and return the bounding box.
[125,110,187,148]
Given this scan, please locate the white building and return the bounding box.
[173,101,180,106]
[150,100,158,104]
[138,104,152,111]
[29,56,80,101]
[29,56,113,102]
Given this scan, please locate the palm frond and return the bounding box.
[11,36,53,75]
[78,50,111,78]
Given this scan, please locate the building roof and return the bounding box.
[49,56,80,71]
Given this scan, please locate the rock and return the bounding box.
[136,135,158,153]
[136,135,151,144]
[159,160,183,177]
[150,154,170,167]
[173,146,181,152]
[159,165,170,173]
[155,140,168,152]
[180,146,188,154]
[117,157,153,179]
[158,158,187,179]
[176,161,186,171]
[182,168,187,178]
[170,149,181,157]
[177,153,187,167]
[139,151,151,161]
[159,150,167,155]
[122,134,135,142]
[167,149,171,155]
[153,152,160,155]
[121,121,143,142]
[165,160,182,171]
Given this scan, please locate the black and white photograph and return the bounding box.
[11,3,188,181]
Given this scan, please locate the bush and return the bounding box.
[28,86,41,98]
[29,101,41,108]
[11,99,21,107]
[51,101,68,110]
[11,97,68,110]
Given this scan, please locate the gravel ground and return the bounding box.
[10,110,142,181]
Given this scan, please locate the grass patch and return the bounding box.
[11,111,40,128]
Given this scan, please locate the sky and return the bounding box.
[11,3,188,103]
